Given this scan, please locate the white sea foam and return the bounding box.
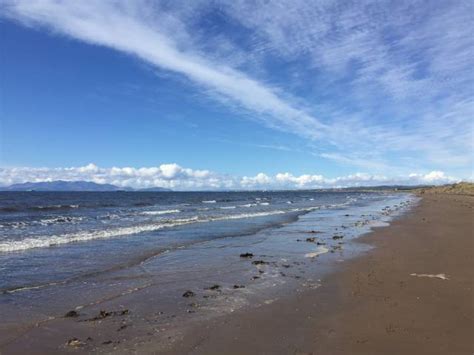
[220,206,236,209]
[202,200,216,203]
[305,246,329,258]
[35,204,79,210]
[240,203,257,208]
[366,220,390,228]
[259,202,270,206]
[0,210,292,253]
[1,216,83,229]
[141,209,180,215]
[39,216,83,225]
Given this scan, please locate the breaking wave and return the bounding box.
[141,209,180,215]
[0,209,309,253]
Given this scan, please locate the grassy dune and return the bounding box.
[416,182,474,196]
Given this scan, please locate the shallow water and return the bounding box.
[0,191,417,343]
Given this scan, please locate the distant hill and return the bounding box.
[0,180,171,192]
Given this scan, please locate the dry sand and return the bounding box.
[161,194,473,355]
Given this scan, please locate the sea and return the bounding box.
[0,190,417,336]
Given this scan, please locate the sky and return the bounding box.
[0,0,472,190]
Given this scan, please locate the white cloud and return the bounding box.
[2,0,326,140]
[1,0,472,175]
[0,163,462,190]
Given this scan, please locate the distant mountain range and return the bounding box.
[0,180,171,192]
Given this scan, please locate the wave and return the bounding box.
[0,216,83,229]
[202,200,217,204]
[0,210,300,253]
[39,216,83,225]
[0,204,80,213]
[0,206,22,213]
[220,206,236,209]
[141,209,180,216]
[31,204,79,211]
[240,203,257,208]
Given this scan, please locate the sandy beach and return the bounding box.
[0,191,472,354]
[159,193,473,355]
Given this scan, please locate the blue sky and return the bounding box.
[0,0,472,189]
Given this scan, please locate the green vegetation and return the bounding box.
[416,182,474,196]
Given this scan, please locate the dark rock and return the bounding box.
[317,242,326,245]
[64,310,79,318]
[332,235,344,240]
[252,276,260,280]
[102,340,113,345]
[252,260,268,265]
[240,253,254,258]
[117,324,127,331]
[308,230,321,234]
[306,237,316,242]
[85,309,129,322]
[233,284,245,289]
[281,264,291,268]
[89,310,111,321]
[182,290,195,298]
[206,284,221,291]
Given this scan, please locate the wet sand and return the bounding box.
[161,194,473,354]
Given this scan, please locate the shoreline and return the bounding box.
[156,193,473,354]
[0,193,471,354]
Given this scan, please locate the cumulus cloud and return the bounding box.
[0,163,461,190]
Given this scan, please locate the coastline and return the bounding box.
[0,192,472,354]
[156,193,473,354]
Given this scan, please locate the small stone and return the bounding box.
[332,235,344,240]
[182,290,195,297]
[240,253,254,258]
[66,338,85,347]
[233,285,245,289]
[306,237,316,242]
[64,310,79,318]
[252,260,268,265]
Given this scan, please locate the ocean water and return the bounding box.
[0,191,416,328]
